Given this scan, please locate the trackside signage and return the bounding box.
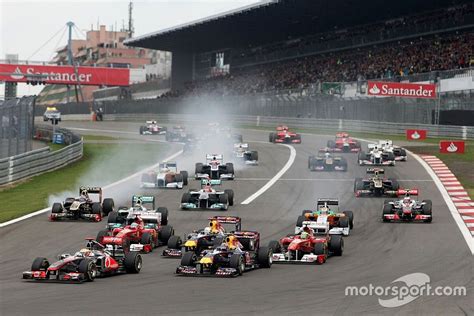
[368,81,437,99]
[0,63,130,86]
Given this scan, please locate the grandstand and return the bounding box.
[125,0,473,95]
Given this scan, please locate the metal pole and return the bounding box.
[66,21,74,104]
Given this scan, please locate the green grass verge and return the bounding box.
[0,142,169,223]
[47,142,66,151]
[82,134,122,141]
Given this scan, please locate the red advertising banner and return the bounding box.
[0,63,130,86]
[406,129,427,140]
[367,81,437,99]
[439,141,465,154]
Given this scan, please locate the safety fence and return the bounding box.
[0,125,83,186]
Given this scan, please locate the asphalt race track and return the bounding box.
[1,121,473,315]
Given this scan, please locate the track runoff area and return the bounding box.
[1,121,472,315]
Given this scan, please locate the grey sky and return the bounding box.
[0,0,260,97]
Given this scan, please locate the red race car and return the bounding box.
[22,239,142,283]
[97,212,174,253]
[268,224,343,264]
[321,132,361,153]
[269,125,302,144]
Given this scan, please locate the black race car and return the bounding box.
[354,168,399,197]
[308,152,347,171]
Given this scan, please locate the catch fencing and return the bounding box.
[0,125,83,186]
[0,96,35,158]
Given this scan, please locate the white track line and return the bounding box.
[241,144,296,205]
[0,149,183,228]
[411,152,474,255]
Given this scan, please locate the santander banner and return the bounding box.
[439,141,465,154]
[0,63,130,86]
[406,129,427,140]
[367,81,437,99]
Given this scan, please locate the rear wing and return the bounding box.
[159,161,177,172]
[132,195,155,209]
[79,186,102,201]
[379,139,393,147]
[146,120,157,124]
[206,154,223,161]
[335,132,349,138]
[200,178,222,186]
[276,125,289,131]
[366,168,385,174]
[233,143,249,149]
[209,216,242,231]
[397,189,419,197]
[316,198,339,206]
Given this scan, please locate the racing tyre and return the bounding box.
[224,189,234,206]
[327,140,336,148]
[219,193,229,206]
[250,151,258,161]
[339,217,350,228]
[301,210,312,216]
[181,252,195,267]
[343,210,354,229]
[358,151,366,164]
[96,229,109,243]
[226,163,234,177]
[31,257,49,271]
[180,171,188,186]
[141,232,154,251]
[422,200,432,222]
[296,215,306,228]
[329,235,344,256]
[382,204,392,222]
[229,254,245,276]
[139,126,145,135]
[102,198,114,216]
[386,152,396,161]
[340,159,348,172]
[107,211,123,225]
[181,193,191,204]
[174,174,184,185]
[313,243,326,256]
[91,203,102,215]
[354,178,365,192]
[167,235,182,249]
[156,207,168,225]
[269,133,275,143]
[389,179,400,191]
[268,240,281,254]
[159,225,174,243]
[78,259,96,282]
[51,203,63,213]
[257,246,272,268]
[124,252,142,273]
[195,163,203,174]
[308,156,314,169]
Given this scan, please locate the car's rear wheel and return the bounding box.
[343,210,354,229]
[159,225,174,243]
[269,133,275,143]
[102,198,114,216]
[257,246,272,268]
[329,235,343,256]
[124,252,142,273]
[327,140,336,148]
[96,229,109,243]
[141,232,154,251]
[268,240,281,254]
[156,207,168,225]
[224,190,234,206]
[339,217,349,228]
[219,193,229,206]
[226,163,234,176]
[382,204,393,222]
[389,179,400,190]
[195,163,203,174]
[180,171,188,185]
[296,215,306,228]
[91,203,102,215]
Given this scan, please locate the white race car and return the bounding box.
[180,178,234,210]
[358,145,395,166]
[195,154,235,180]
[376,140,407,161]
[141,162,188,189]
[233,143,258,165]
[139,121,167,135]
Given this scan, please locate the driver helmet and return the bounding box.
[130,222,139,229]
[300,231,309,240]
[225,235,239,250]
[209,220,221,234]
[80,189,89,199]
[324,152,331,158]
[403,197,412,206]
[320,205,329,214]
[79,248,92,257]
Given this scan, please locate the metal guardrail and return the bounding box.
[0,126,83,186]
[103,113,473,139]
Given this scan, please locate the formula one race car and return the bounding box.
[382,189,432,223]
[269,125,302,144]
[195,154,235,180]
[139,121,167,135]
[141,162,188,189]
[322,132,361,153]
[97,196,174,253]
[376,140,407,161]
[296,198,354,235]
[43,106,61,122]
[354,168,399,197]
[358,145,395,166]
[176,231,272,277]
[181,178,234,211]
[207,122,243,143]
[22,239,142,282]
[50,186,114,222]
[269,224,343,265]
[308,152,347,171]
[163,216,242,258]
[233,143,258,165]
[165,126,192,142]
